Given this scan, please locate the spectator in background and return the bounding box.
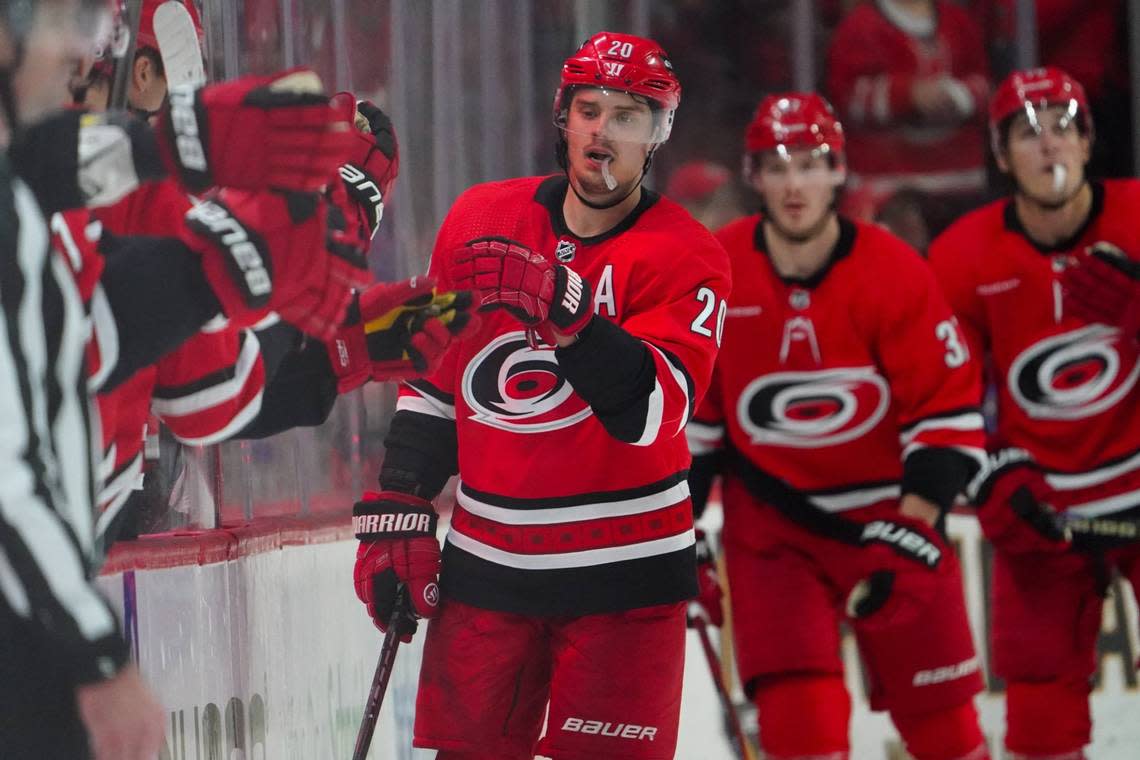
[972,0,1132,178]
[666,160,742,231]
[827,0,991,229]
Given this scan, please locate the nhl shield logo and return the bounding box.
[555,239,577,262]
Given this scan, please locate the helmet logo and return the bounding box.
[555,239,577,263]
[603,62,626,78]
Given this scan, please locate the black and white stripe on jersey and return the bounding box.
[899,406,985,441]
[151,328,261,418]
[399,378,455,420]
[458,470,689,512]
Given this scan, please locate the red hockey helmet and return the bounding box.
[745,93,845,159]
[989,67,1093,152]
[553,31,681,144]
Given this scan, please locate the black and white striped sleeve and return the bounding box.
[0,179,127,683]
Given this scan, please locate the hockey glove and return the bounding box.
[182,190,369,338]
[327,277,477,389]
[353,491,441,641]
[329,93,399,238]
[971,447,1071,555]
[157,68,355,193]
[1061,242,1140,338]
[450,236,593,347]
[274,196,373,339]
[690,529,724,627]
[846,514,947,620]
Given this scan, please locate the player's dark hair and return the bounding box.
[138,47,165,79]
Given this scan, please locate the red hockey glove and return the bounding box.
[157,68,355,193]
[327,277,477,390]
[1061,242,1140,338]
[845,514,948,620]
[450,236,592,346]
[353,491,441,641]
[329,93,399,238]
[182,190,370,339]
[690,529,724,627]
[274,192,373,339]
[971,447,1071,555]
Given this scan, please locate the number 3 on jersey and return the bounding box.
[935,318,969,368]
[691,286,727,346]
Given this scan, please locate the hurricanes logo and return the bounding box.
[461,332,592,433]
[1008,325,1139,420]
[736,367,890,448]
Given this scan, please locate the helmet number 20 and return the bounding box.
[691,287,728,347]
[608,40,635,58]
[935,318,969,368]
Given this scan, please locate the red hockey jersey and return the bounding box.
[79,180,266,532]
[827,0,990,197]
[397,175,731,615]
[691,214,986,514]
[929,180,1140,517]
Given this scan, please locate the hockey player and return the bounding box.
[688,93,990,760]
[65,0,474,542]
[928,67,1140,760]
[0,2,372,757]
[350,31,731,759]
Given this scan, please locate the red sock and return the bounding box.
[754,673,850,758]
[1005,679,1090,757]
[892,699,988,760]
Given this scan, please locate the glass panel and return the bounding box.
[135,0,1128,534]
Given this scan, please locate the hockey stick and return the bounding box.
[152,1,206,90]
[109,0,142,110]
[1059,512,1140,551]
[352,585,411,760]
[688,613,755,760]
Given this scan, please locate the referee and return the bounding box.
[0,2,167,759]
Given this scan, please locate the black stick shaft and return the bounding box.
[690,615,751,760]
[352,587,409,760]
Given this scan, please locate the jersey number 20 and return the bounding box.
[691,287,727,346]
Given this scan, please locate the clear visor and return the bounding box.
[745,145,845,188]
[555,87,673,146]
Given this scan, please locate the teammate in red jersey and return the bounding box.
[349,31,730,760]
[66,0,473,544]
[688,93,990,760]
[928,67,1140,760]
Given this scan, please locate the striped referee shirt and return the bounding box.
[0,156,127,683]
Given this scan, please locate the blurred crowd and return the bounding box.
[656,0,1132,252]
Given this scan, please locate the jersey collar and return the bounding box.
[754,214,858,290]
[533,175,659,246]
[1003,181,1106,254]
